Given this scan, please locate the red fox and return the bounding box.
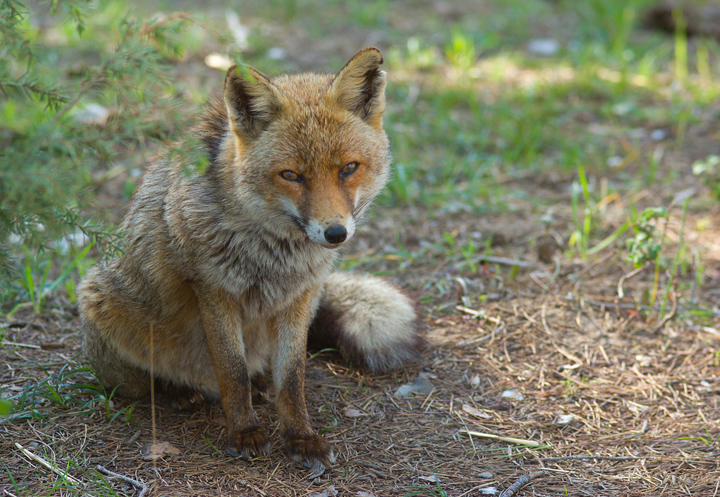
[77,48,421,475]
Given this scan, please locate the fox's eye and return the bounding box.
[280,170,302,182]
[340,162,359,178]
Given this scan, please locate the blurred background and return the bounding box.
[3,0,720,292]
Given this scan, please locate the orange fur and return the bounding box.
[78,48,420,474]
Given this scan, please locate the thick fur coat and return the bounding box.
[78,48,421,474]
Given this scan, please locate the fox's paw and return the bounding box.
[226,426,270,460]
[251,373,269,405]
[170,389,207,411]
[158,381,208,411]
[284,432,335,478]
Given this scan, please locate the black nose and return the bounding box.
[324,224,347,244]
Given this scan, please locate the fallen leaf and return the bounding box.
[344,408,365,418]
[141,442,180,461]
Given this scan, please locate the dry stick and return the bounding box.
[149,324,158,493]
[540,303,553,335]
[475,255,535,268]
[459,430,543,448]
[240,480,267,496]
[559,295,718,315]
[14,443,83,485]
[96,465,149,497]
[653,286,679,333]
[499,471,547,497]
[539,455,655,462]
[455,306,502,324]
[617,265,646,299]
[1,341,41,349]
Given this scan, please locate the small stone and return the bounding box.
[555,414,575,425]
[394,374,435,398]
[501,388,524,401]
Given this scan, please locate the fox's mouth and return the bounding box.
[307,225,348,248]
[299,219,355,248]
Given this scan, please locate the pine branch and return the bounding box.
[0,79,68,109]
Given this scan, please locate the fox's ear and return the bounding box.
[224,65,285,139]
[329,47,386,129]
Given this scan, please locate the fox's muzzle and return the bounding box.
[304,217,355,247]
[324,224,347,245]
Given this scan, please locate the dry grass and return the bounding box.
[2,204,720,496]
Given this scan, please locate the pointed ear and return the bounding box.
[328,47,387,128]
[224,65,285,139]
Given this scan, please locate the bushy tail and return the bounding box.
[308,272,423,372]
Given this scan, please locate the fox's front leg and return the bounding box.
[273,289,335,474]
[195,286,269,459]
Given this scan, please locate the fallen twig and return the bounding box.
[499,471,547,497]
[455,306,502,323]
[560,295,719,315]
[539,455,654,462]
[653,290,678,333]
[459,430,543,447]
[617,265,646,299]
[1,341,41,349]
[476,255,535,268]
[15,443,83,485]
[96,465,148,497]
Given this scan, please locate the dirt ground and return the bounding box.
[3,192,720,496]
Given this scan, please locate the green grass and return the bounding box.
[5,362,135,425]
[2,360,138,495]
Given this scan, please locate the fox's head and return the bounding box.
[218,48,390,248]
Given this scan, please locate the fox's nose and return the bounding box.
[324,224,347,244]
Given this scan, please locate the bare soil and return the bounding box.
[3,189,720,496]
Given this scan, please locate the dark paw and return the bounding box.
[226,426,270,460]
[251,373,269,405]
[158,381,208,411]
[285,432,335,477]
[170,389,207,411]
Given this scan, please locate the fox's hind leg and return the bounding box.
[81,318,152,398]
